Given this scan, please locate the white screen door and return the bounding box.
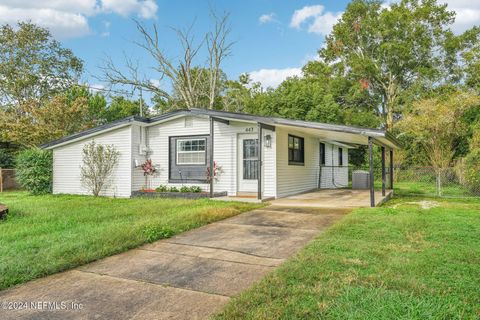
[237,134,259,192]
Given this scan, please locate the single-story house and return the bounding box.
[42,108,400,203]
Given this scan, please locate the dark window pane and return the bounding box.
[338,147,343,166]
[288,135,304,164]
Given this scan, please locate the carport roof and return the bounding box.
[41,108,401,149]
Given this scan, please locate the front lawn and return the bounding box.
[214,196,480,319]
[0,192,261,290]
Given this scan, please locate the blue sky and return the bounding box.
[0,0,478,97]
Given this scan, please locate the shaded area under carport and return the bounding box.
[271,189,393,208]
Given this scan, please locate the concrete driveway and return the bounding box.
[0,206,348,320]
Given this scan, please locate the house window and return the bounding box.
[320,143,326,166]
[338,147,343,166]
[288,135,304,165]
[176,138,206,165]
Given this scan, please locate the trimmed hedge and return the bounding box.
[15,148,53,194]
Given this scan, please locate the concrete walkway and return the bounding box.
[0,206,348,320]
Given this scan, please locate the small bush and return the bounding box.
[15,148,53,194]
[0,148,15,168]
[169,186,179,192]
[180,186,190,193]
[190,186,202,193]
[464,149,480,194]
[155,185,168,192]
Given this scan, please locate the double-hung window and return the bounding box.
[288,135,304,165]
[338,147,343,166]
[176,138,206,165]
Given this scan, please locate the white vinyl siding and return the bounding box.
[52,126,132,197]
[276,127,349,198]
[131,125,146,191]
[276,127,319,198]
[147,117,211,190]
[319,143,349,188]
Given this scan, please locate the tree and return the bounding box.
[101,11,233,110]
[320,0,460,130]
[0,22,83,108]
[104,96,149,122]
[0,96,94,147]
[397,90,480,195]
[80,141,119,196]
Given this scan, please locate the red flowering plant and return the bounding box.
[206,161,223,183]
[140,159,157,176]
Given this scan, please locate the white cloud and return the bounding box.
[290,5,342,36]
[440,0,480,33]
[101,0,158,19]
[0,5,91,39]
[384,0,480,33]
[259,13,276,24]
[0,0,158,39]
[249,67,303,89]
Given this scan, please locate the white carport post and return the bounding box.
[209,116,214,198]
[257,123,262,200]
[368,137,375,207]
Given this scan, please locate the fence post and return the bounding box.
[381,146,386,196]
[389,149,394,190]
[368,137,375,207]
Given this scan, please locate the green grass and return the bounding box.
[0,191,261,291]
[213,196,480,320]
[394,181,475,198]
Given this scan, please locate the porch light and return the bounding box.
[265,134,272,148]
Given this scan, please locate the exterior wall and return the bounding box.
[52,126,132,197]
[131,124,147,191]
[276,127,320,198]
[144,116,276,197]
[147,116,210,190]
[319,143,349,188]
[276,127,350,198]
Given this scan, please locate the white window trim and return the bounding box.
[176,138,207,165]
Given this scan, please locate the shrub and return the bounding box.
[189,186,202,193]
[155,185,168,192]
[464,149,480,194]
[15,148,53,194]
[169,186,179,192]
[180,186,190,193]
[80,141,119,196]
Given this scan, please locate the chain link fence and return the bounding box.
[393,166,480,198]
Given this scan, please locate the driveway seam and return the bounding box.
[162,240,287,260]
[216,220,322,231]
[75,269,232,299]
[137,247,282,267]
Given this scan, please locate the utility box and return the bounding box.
[352,170,370,189]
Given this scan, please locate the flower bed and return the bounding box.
[131,190,227,199]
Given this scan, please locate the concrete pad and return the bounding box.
[0,270,229,320]
[221,209,345,230]
[167,222,320,259]
[80,249,273,296]
[270,189,392,208]
[142,242,284,267]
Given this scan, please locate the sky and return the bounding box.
[0,0,479,97]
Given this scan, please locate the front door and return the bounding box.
[237,134,259,192]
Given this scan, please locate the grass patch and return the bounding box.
[0,191,261,290]
[213,196,480,319]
